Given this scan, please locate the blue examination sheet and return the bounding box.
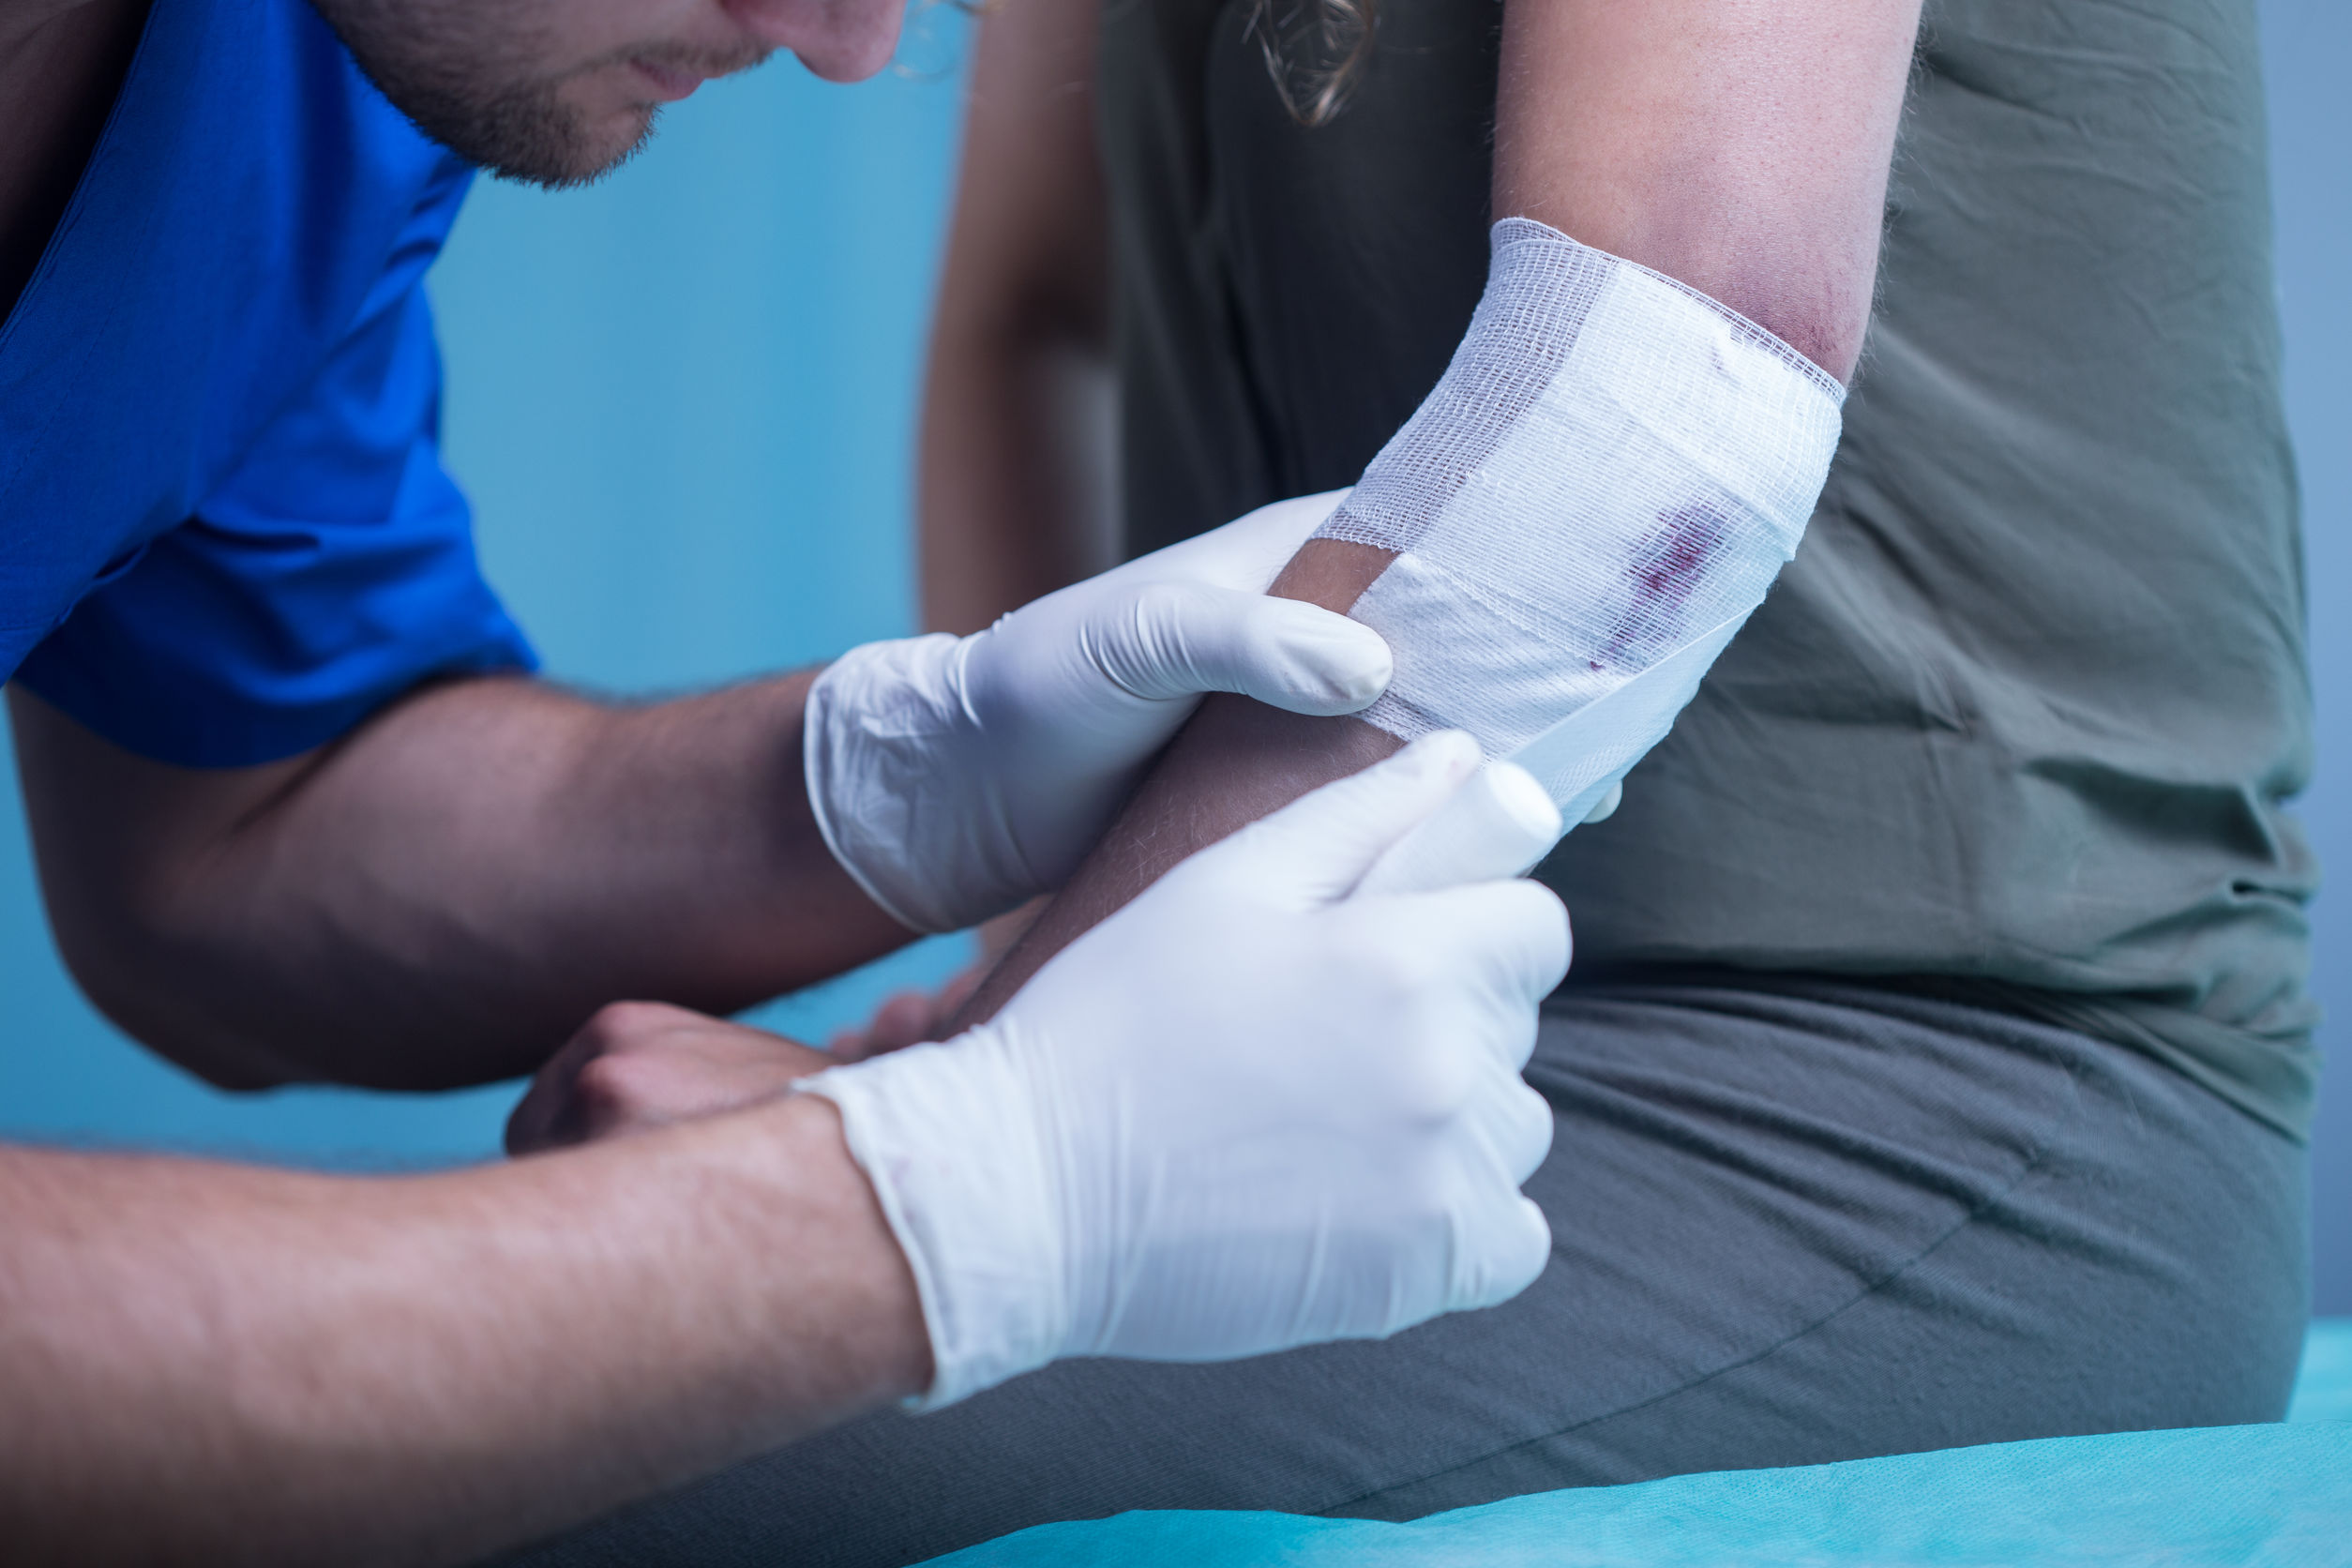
[925,1319,2352,1567]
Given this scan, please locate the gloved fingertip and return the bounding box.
[1454,1195,1554,1313]
[1531,883,1575,992]
[1250,604,1393,715]
[1505,1197,1554,1296]
[1322,619,1395,705]
[1500,1079,1556,1184]
[1402,728,1484,785]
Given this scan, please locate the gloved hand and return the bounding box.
[800,731,1571,1409]
[804,491,1389,933]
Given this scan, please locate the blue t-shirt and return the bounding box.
[0,0,534,766]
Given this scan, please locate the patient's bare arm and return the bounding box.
[959,0,1921,1023]
[958,546,1396,1020]
[918,0,1115,638]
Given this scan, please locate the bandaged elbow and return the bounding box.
[1317,219,1846,826]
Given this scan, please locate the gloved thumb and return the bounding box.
[1101,581,1392,716]
[1357,761,1563,897]
[1196,731,1485,908]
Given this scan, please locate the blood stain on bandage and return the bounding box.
[1593,501,1733,668]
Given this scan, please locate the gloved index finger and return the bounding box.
[1098,581,1390,714]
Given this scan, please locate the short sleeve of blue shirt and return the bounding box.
[1,0,534,767]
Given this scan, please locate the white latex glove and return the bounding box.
[800,731,1571,1409]
[805,491,1386,933]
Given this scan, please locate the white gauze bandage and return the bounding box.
[1316,218,1846,826]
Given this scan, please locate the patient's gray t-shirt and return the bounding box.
[1098,0,2316,1134]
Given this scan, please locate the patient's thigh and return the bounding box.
[492,979,2306,1568]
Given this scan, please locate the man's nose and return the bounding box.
[723,0,907,83]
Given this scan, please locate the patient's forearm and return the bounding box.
[960,542,1397,1021]
[959,0,1917,1021]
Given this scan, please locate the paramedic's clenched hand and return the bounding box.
[805,734,1571,1407]
[505,1003,831,1154]
[805,493,1391,935]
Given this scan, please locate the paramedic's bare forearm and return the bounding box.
[0,1096,928,1567]
[961,0,1920,1021]
[6,673,910,1090]
[918,0,1112,635]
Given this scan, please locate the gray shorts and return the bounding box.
[499,977,2309,1567]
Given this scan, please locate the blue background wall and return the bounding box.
[0,4,2344,1306]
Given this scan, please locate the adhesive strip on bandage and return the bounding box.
[1316,219,1846,831]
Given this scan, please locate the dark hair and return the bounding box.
[1243,0,1377,127]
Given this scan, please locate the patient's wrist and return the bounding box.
[1264,535,1395,613]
